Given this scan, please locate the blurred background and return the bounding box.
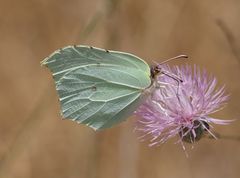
[0,0,240,177]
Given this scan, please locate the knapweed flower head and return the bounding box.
[135,64,230,147]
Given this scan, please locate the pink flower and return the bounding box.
[135,64,231,147]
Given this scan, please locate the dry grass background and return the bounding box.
[0,0,240,178]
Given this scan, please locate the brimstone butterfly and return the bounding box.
[41,45,186,130]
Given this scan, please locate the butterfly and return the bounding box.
[41,45,186,130]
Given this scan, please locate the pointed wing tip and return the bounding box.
[40,58,48,66]
[83,120,113,131]
[87,124,104,131]
[91,126,100,131]
[40,45,83,67]
[40,47,66,67]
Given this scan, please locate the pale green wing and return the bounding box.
[41,45,151,130]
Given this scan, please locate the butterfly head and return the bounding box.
[150,65,162,79]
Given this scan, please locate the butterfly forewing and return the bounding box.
[42,45,151,130]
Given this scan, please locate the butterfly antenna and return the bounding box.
[159,55,188,65]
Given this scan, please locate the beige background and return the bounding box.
[0,0,240,178]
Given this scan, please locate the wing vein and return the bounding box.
[100,92,141,128]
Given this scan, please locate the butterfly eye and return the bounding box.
[156,66,162,72]
[150,65,162,79]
